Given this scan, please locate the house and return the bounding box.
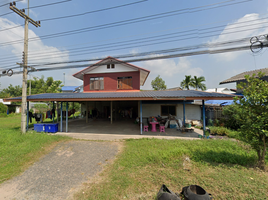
[4,56,235,134]
[61,86,78,93]
[219,68,268,93]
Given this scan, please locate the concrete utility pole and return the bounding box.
[10,1,40,133]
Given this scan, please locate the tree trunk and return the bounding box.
[257,136,266,170]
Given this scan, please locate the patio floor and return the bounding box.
[55,118,203,141]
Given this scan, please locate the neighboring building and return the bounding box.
[0,99,20,113]
[220,68,268,93]
[61,86,78,93]
[206,88,235,94]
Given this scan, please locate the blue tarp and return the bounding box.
[205,100,235,106]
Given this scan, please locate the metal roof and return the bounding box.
[220,68,268,84]
[4,90,236,102]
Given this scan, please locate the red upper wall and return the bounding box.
[83,71,140,92]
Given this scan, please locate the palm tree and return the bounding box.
[180,75,193,90]
[191,76,206,91]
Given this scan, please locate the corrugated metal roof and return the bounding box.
[220,68,268,84]
[4,90,236,102]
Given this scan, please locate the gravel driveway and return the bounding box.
[0,140,119,200]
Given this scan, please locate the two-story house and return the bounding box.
[5,56,235,134]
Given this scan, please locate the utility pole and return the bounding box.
[10,1,40,133]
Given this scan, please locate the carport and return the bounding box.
[4,90,236,136]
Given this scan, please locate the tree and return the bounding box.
[232,72,268,170]
[151,75,167,90]
[180,75,193,90]
[0,84,22,98]
[28,76,63,95]
[191,76,206,91]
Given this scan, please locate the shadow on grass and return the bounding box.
[191,150,257,167]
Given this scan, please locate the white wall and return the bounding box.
[142,104,201,120]
[87,63,138,74]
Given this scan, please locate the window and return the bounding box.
[161,105,176,116]
[117,77,132,89]
[90,77,104,90]
[107,64,115,69]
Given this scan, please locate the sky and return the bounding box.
[0,0,268,91]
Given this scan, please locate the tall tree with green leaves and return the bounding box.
[27,76,63,95]
[0,76,63,98]
[232,72,268,170]
[151,75,167,90]
[180,75,193,90]
[191,76,207,91]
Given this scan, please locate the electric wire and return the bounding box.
[0,0,252,47]
[0,17,267,67]
[0,0,147,33]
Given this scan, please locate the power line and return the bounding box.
[0,0,147,33]
[1,17,267,68]
[0,0,252,47]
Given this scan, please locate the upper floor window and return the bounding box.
[117,76,132,89]
[107,64,115,69]
[90,77,104,90]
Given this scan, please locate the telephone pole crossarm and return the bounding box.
[9,5,40,27]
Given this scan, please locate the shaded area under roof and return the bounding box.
[220,68,268,84]
[4,90,236,102]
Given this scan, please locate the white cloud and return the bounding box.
[0,18,70,88]
[209,13,268,61]
[140,56,204,89]
[142,56,202,77]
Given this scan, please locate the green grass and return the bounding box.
[0,114,70,184]
[75,139,268,200]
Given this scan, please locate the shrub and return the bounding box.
[0,103,7,114]
[209,126,230,136]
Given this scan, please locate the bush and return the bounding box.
[209,126,230,136]
[0,103,7,114]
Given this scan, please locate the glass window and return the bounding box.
[90,77,104,90]
[161,105,176,116]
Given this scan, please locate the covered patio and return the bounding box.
[4,90,236,137]
[55,118,204,140]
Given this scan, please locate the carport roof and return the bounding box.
[4,90,236,102]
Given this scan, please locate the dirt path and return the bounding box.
[0,140,119,200]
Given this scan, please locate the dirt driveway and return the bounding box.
[0,140,119,200]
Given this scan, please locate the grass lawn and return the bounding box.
[75,138,268,200]
[0,114,71,184]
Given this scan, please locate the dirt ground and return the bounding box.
[0,140,120,200]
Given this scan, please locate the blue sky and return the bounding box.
[0,0,268,90]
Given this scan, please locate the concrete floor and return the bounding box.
[55,118,203,141]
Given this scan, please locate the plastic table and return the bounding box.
[150,122,159,132]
